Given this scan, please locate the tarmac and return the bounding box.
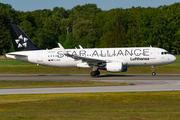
[0,74,180,94]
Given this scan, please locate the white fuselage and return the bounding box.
[6,47,177,70]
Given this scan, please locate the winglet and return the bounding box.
[79,45,83,49]
[58,43,67,54]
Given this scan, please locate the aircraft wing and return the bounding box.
[66,54,105,64]
[58,43,106,65]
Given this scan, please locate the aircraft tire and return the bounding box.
[91,71,100,77]
[96,71,100,76]
[91,71,96,77]
[152,72,156,76]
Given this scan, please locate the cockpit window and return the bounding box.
[161,52,170,55]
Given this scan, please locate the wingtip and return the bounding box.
[79,45,83,49]
[58,43,67,54]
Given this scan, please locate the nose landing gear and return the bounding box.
[151,66,156,76]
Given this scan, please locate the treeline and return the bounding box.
[0,2,180,55]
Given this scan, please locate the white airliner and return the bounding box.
[5,24,177,77]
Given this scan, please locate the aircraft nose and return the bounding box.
[171,55,177,63]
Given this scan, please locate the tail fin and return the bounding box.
[8,24,40,51]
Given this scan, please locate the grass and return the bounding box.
[0,56,179,119]
[0,55,179,74]
[0,91,180,120]
[0,81,131,89]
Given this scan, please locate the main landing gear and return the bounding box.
[90,70,100,77]
[151,66,156,76]
[91,66,100,77]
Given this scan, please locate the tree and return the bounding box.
[0,13,11,54]
[52,7,69,19]
[19,20,35,39]
[1,2,180,54]
[73,18,96,48]
[70,4,101,21]
[33,18,60,49]
[101,26,126,47]
[0,3,12,10]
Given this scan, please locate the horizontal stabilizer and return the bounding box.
[5,53,28,57]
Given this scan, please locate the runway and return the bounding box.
[0,74,180,81]
[0,74,180,94]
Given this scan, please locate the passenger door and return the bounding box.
[150,49,155,59]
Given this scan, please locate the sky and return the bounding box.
[1,0,180,12]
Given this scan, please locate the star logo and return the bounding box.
[15,35,28,48]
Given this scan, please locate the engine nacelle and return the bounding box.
[106,62,124,73]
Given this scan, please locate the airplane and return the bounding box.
[5,24,177,77]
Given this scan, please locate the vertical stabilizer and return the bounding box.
[8,24,40,51]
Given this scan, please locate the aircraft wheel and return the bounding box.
[152,72,156,76]
[90,71,100,77]
[91,71,96,77]
[96,71,100,76]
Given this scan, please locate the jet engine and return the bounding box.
[106,61,127,72]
